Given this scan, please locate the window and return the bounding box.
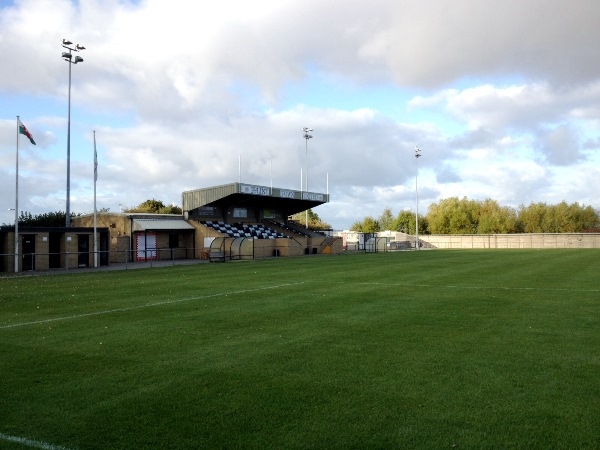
[233,208,247,218]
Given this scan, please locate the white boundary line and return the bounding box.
[0,432,73,450]
[353,282,600,293]
[0,282,305,330]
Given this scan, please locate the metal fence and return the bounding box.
[1,240,330,273]
[0,247,207,274]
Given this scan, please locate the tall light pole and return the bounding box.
[303,127,313,228]
[415,146,421,250]
[61,38,85,227]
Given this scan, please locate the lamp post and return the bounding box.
[303,127,313,228]
[414,146,421,250]
[61,38,85,227]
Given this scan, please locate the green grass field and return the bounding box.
[1,250,599,449]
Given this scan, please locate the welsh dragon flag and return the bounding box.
[18,118,36,145]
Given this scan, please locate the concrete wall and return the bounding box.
[73,214,138,255]
[335,230,600,251]
[420,233,600,249]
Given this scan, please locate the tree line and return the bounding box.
[2,199,183,227]
[350,198,600,234]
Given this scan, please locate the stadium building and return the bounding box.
[63,182,341,268]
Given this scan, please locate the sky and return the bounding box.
[1,0,599,230]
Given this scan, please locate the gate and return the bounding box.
[365,237,390,253]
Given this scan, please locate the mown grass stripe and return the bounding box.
[0,281,305,330]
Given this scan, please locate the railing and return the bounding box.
[0,247,207,273]
[1,236,345,273]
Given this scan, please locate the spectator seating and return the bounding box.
[268,220,312,237]
[200,221,286,239]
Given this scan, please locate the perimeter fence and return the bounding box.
[0,237,330,273]
[0,247,204,273]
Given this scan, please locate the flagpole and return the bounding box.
[93,130,98,268]
[15,116,20,273]
[270,159,272,195]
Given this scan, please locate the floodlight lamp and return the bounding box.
[62,52,72,59]
[74,56,84,63]
[303,127,313,132]
[63,39,73,45]
[76,44,85,50]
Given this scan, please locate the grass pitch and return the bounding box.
[1,250,599,449]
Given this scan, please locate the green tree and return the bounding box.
[450,197,480,234]
[157,204,183,214]
[478,199,519,234]
[351,199,600,235]
[428,197,519,234]
[290,209,331,230]
[124,199,182,215]
[394,210,415,234]
[350,216,379,233]
[10,211,71,227]
[417,215,430,235]
[392,210,429,235]
[514,201,599,233]
[543,201,600,233]
[427,197,472,234]
[580,206,600,231]
[378,207,395,231]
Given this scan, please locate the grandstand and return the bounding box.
[182,182,342,259]
[183,182,327,226]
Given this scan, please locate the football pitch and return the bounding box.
[1,250,599,449]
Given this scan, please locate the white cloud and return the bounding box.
[1,0,600,229]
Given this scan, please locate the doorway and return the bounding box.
[22,234,35,271]
[78,234,89,267]
[49,232,61,269]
